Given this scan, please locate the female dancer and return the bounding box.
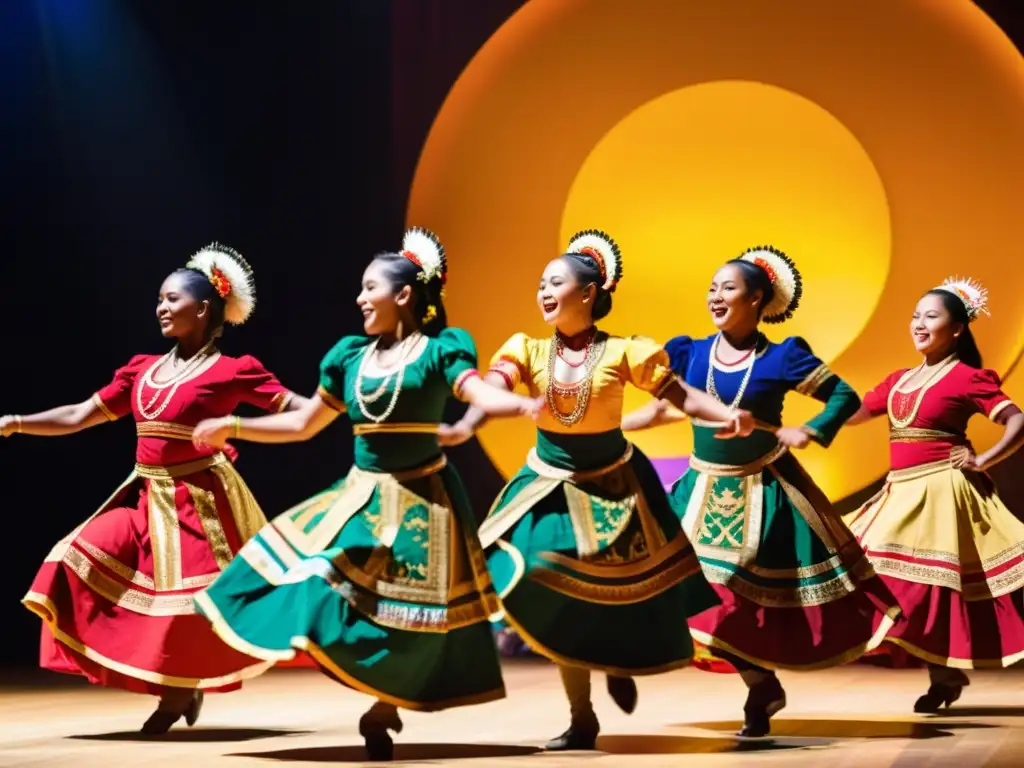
[442,230,754,751]
[845,278,1024,711]
[190,228,539,761]
[3,244,298,734]
[623,246,900,737]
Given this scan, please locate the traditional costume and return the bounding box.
[194,229,504,759]
[22,244,292,732]
[663,247,900,735]
[478,230,719,749]
[846,278,1024,710]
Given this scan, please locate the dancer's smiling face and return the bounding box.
[357,260,412,336]
[537,257,597,331]
[911,292,963,359]
[707,262,763,336]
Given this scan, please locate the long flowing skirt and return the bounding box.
[847,462,1024,668]
[479,442,718,674]
[194,457,506,711]
[671,450,901,670]
[23,454,273,695]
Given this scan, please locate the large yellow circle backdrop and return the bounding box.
[408,0,1024,500]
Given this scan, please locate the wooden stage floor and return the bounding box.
[2,661,1023,767]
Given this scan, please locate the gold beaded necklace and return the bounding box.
[887,354,958,429]
[545,330,606,427]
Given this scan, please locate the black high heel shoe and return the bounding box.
[914,683,962,714]
[606,675,637,714]
[739,677,786,738]
[140,693,195,736]
[359,707,404,761]
[545,713,600,751]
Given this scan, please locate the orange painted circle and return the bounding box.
[408,0,1024,498]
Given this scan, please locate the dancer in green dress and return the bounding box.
[441,230,754,750]
[190,228,539,761]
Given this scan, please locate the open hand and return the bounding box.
[192,417,232,450]
[776,426,811,450]
[438,421,474,447]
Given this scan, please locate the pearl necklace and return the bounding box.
[546,330,605,427]
[706,333,760,411]
[136,338,217,421]
[354,334,421,423]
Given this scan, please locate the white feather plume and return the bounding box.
[186,243,256,325]
[937,276,989,321]
[739,245,802,324]
[567,229,623,291]
[401,227,446,283]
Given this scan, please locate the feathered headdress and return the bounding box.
[186,242,256,325]
[936,276,989,321]
[567,229,623,291]
[401,227,447,286]
[739,245,802,324]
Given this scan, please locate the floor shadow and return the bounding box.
[595,734,816,755]
[932,706,1024,718]
[231,743,541,762]
[69,727,308,743]
[679,718,987,740]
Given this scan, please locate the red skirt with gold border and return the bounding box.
[23,453,274,695]
[847,461,1024,669]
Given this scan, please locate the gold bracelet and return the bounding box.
[232,416,241,438]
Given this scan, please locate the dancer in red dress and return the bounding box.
[846,278,1024,711]
[2,244,301,734]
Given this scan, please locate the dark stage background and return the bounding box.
[1,0,1021,670]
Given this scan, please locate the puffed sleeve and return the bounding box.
[621,336,675,396]
[435,328,481,402]
[233,355,294,413]
[488,332,533,390]
[317,336,366,412]
[782,337,861,447]
[663,335,694,378]
[92,355,150,421]
[967,369,1020,420]
[862,370,904,418]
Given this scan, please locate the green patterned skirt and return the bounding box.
[194,455,505,711]
[478,430,718,674]
[671,442,901,670]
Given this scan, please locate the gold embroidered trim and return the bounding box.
[23,592,274,687]
[209,461,267,545]
[136,421,195,440]
[317,385,346,412]
[351,422,440,436]
[75,537,218,591]
[537,532,692,578]
[135,452,228,479]
[61,546,195,616]
[688,444,787,477]
[148,478,183,591]
[529,550,703,605]
[886,460,957,483]
[185,481,233,571]
[889,427,959,443]
[795,364,835,396]
[92,392,118,422]
[700,560,860,608]
[525,443,633,483]
[884,636,1024,670]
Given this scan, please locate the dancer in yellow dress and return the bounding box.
[442,230,754,750]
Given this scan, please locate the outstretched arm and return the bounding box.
[192,393,340,449]
[460,375,539,419]
[1,400,111,438]
[438,372,512,446]
[658,379,754,436]
[621,398,687,432]
[844,404,878,427]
